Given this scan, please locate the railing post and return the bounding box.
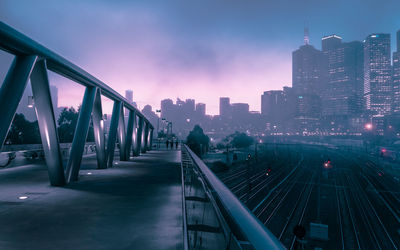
[92,89,106,169]
[65,86,97,183]
[143,122,149,152]
[132,114,139,156]
[136,116,144,155]
[125,110,135,159]
[118,106,127,161]
[149,128,154,150]
[30,59,65,186]
[0,55,37,150]
[141,121,147,153]
[106,101,122,168]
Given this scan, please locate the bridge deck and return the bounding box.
[0,149,183,250]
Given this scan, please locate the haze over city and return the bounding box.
[1,0,400,115]
[2,1,400,249]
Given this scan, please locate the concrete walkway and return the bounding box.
[0,149,183,250]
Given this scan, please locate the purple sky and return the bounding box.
[1,0,400,115]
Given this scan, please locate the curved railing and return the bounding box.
[181,145,285,250]
[0,21,154,186]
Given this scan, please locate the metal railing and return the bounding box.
[181,145,285,250]
[0,22,154,186]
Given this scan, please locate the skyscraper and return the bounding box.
[292,42,327,96]
[321,35,364,116]
[125,90,133,103]
[195,103,206,117]
[292,31,326,120]
[231,103,249,119]
[219,97,231,118]
[364,34,392,116]
[161,99,174,119]
[183,99,195,117]
[125,90,134,116]
[393,30,400,113]
[261,90,284,121]
[397,29,400,53]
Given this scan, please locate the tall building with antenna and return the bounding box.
[292,28,327,125]
[304,26,310,45]
[292,28,327,97]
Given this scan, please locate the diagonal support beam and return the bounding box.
[141,121,147,153]
[0,55,37,150]
[135,116,144,156]
[125,110,135,159]
[143,122,149,152]
[30,59,65,186]
[106,100,122,168]
[132,114,139,156]
[92,89,106,169]
[149,128,154,150]
[118,105,127,161]
[66,86,97,183]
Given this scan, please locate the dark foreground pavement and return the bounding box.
[0,150,183,250]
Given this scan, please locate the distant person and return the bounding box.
[166,140,169,149]
[175,140,179,149]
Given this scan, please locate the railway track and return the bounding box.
[344,171,397,249]
[335,170,361,250]
[216,145,400,249]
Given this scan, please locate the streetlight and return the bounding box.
[167,121,172,136]
[27,96,34,108]
[161,118,166,134]
[365,123,373,130]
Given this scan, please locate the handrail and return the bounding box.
[0,21,153,128]
[182,145,285,250]
[179,156,189,250]
[0,21,154,186]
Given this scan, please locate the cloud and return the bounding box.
[0,0,399,115]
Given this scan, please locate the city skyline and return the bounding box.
[1,0,400,115]
[2,3,400,249]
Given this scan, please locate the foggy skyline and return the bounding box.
[1,0,400,115]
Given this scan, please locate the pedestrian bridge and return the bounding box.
[0,22,284,249]
[0,149,182,249]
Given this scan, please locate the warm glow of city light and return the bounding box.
[365,123,373,130]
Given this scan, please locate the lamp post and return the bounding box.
[167,121,172,137]
[27,95,34,108]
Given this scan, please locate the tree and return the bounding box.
[57,107,95,143]
[6,113,41,144]
[186,125,210,157]
[223,131,254,148]
[232,132,254,148]
[57,107,79,143]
